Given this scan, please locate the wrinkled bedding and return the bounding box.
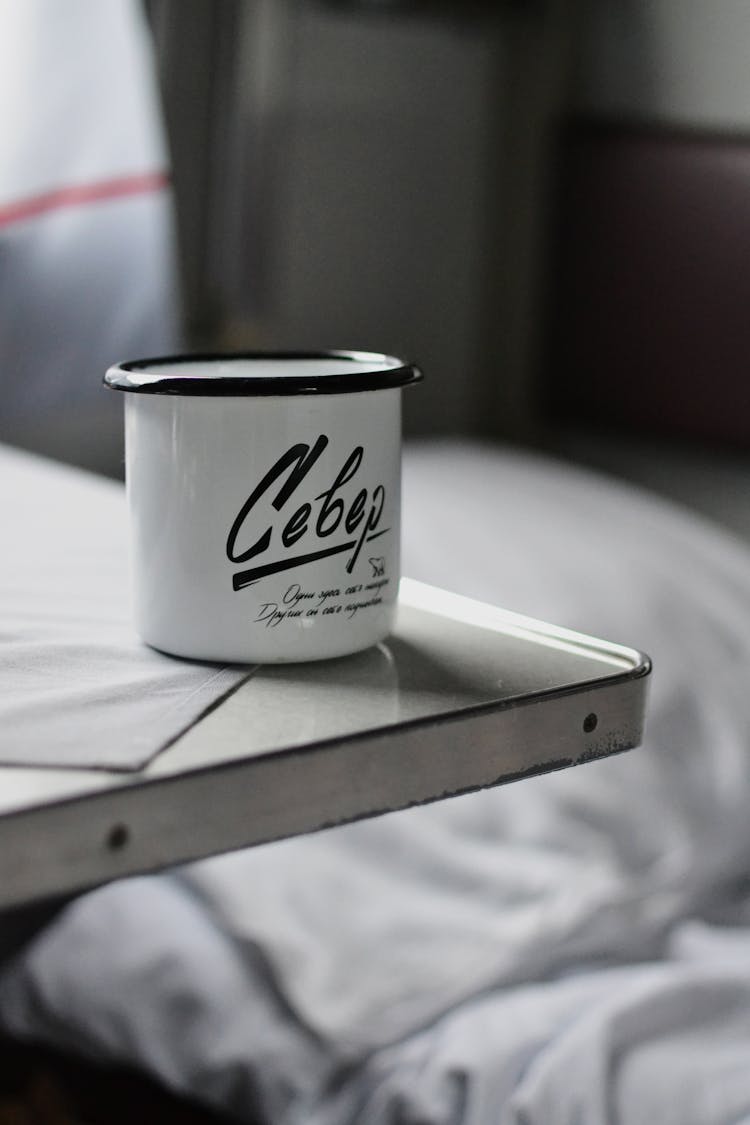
[4,440,750,1125]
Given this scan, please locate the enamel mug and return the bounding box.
[104,352,422,663]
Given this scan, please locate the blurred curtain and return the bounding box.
[0,0,180,476]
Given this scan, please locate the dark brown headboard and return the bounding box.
[544,121,750,447]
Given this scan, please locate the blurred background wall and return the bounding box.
[6,0,748,519]
[145,0,575,440]
[575,0,750,129]
[143,0,750,468]
[544,0,750,536]
[548,0,750,447]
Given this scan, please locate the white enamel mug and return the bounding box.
[104,352,422,663]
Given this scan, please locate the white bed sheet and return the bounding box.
[3,440,750,1125]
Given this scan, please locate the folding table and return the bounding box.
[0,578,649,914]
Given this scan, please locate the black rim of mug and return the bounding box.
[103,350,423,396]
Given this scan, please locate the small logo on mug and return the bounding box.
[226,435,388,591]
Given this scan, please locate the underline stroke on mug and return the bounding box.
[231,528,389,590]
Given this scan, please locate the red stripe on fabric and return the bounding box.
[0,171,169,230]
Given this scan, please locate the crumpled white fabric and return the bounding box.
[182,441,750,1048]
[3,440,750,1125]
